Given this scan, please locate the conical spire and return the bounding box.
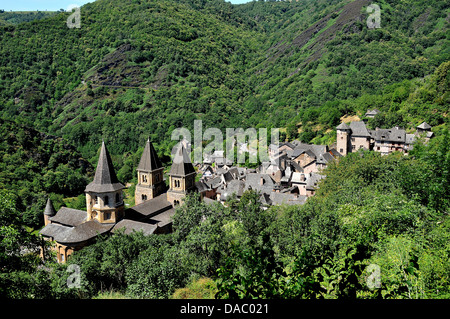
[85,141,125,193]
[169,144,195,176]
[44,198,56,216]
[137,138,162,171]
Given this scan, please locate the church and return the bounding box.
[39,139,196,263]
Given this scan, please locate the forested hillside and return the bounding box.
[0,0,448,300]
[0,0,448,160]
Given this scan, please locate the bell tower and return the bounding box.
[166,145,196,206]
[135,138,166,205]
[85,141,125,224]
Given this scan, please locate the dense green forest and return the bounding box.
[0,0,449,299]
[0,10,60,26]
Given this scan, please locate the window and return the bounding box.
[340,148,343,153]
[142,174,147,183]
[60,253,65,262]
[104,196,109,206]
[352,145,356,150]
[142,194,147,201]
[174,200,180,206]
[351,137,355,142]
[174,179,180,188]
[116,193,120,204]
[104,212,111,220]
[94,196,98,205]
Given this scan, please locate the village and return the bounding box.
[39,118,433,263]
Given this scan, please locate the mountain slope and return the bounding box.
[0,0,448,161]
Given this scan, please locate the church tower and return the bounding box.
[135,138,166,205]
[43,198,56,226]
[336,122,351,156]
[85,141,125,224]
[166,145,196,206]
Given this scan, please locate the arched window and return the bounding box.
[174,200,180,206]
[142,194,147,201]
[94,196,98,205]
[104,196,109,206]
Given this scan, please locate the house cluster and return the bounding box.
[336,117,433,156]
[193,140,342,208]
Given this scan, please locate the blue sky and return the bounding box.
[1,0,251,11]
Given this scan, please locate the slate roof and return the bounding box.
[146,207,175,227]
[50,207,87,227]
[195,180,210,193]
[137,139,162,172]
[44,198,56,216]
[40,220,113,245]
[316,152,334,165]
[85,141,125,193]
[349,121,371,137]
[269,192,307,206]
[365,109,380,116]
[373,128,406,143]
[417,122,431,130]
[336,122,351,130]
[244,173,275,193]
[169,145,195,176]
[125,193,172,220]
[218,179,245,200]
[111,219,158,235]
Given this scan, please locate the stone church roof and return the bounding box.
[44,198,57,216]
[169,145,195,176]
[137,138,162,172]
[50,207,87,227]
[85,141,125,193]
[40,220,113,245]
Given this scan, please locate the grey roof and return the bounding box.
[328,148,343,158]
[365,109,380,116]
[50,207,87,227]
[195,180,210,193]
[374,128,406,143]
[219,179,245,199]
[291,143,326,158]
[205,176,223,189]
[85,141,125,193]
[336,122,351,130]
[146,207,175,228]
[417,122,431,130]
[137,139,162,172]
[244,173,275,193]
[349,121,371,137]
[112,219,158,235]
[40,220,113,245]
[44,198,57,216]
[269,192,307,206]
[316,152,334,165]
[228,167,239,179]
[169,145,195,176]
[125,193,172,220]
